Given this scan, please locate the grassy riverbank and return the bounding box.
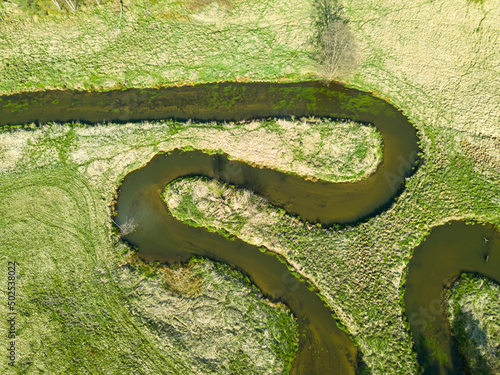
[1,0,499,373]
[0,164,298,373]
[0,117,377,373]
[163,127,500,373]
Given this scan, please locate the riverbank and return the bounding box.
[162,135,500,373]
[0,162,298,374]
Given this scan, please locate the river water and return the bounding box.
[2,81,497,374]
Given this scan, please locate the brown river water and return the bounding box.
[1,81,497,374]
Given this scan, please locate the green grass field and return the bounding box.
[0,0,316,94]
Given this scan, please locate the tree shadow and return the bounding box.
[451,309,499,375]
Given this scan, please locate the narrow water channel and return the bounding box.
[114,149,359,374]
[4,82,496,374]
[0,81,421,225]
[98,82,421,374]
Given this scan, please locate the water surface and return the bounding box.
[102,81,421,374]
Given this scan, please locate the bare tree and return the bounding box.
[317,19,357,79]
[113,216,137,236]
[311,0,358,79]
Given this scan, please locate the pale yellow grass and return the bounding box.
[344,0,500,138]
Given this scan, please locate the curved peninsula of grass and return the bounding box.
[101,80,421,373]
[0,81,420,223]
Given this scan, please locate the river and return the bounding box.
[2,81,497,374]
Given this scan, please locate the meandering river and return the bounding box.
[1,81,498,374]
